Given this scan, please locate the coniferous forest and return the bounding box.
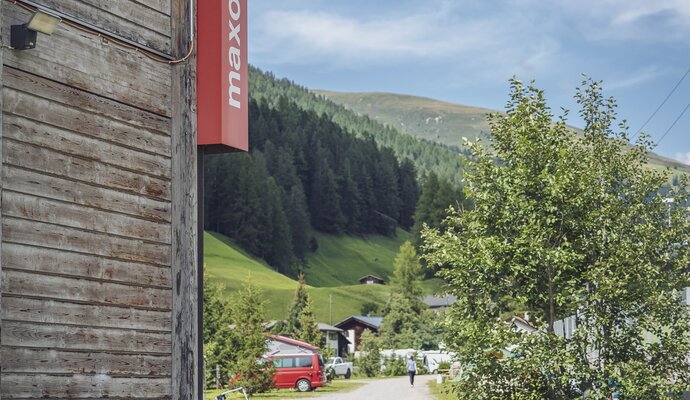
[204,96,420,277]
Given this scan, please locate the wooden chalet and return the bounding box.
[335,316,383,353]
[358,274,385,285]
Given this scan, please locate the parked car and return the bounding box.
[268,353,327,392]
[327,357,353,379]
[422,351,455,374]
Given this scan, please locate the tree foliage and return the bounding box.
[380,241,440,349]
[205,91,421,275]
[283,273,321,345]
[358,329,382,377]
[423,78,690,399]
[227,282,274,395]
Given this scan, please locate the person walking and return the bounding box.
[407,355,418,388]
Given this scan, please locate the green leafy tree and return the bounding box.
[228,281,274,395]
[423,78,690,399]
[358,330,382,377]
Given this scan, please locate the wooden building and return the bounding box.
[0,0,205,398]
[318,322,350,357]
[335,316,383,354]
[358,274,385,285]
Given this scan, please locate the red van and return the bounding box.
[269,353,327,392]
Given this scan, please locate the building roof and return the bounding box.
[422,295,457,308]
[317,322,343,332]
[335,315,384,330]
[358,274,385,283]
[504,316,537,333]
[268,334,320,351]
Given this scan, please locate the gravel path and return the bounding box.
[305,374,435,400]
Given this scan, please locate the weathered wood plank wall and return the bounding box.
[0,0,196,398]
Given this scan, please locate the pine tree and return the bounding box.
[285,273,310,335]
[397,158,419,230]
[228,281,274,394]
[379,241,427,348]
[202,279,236,387]
[295,297,320,345]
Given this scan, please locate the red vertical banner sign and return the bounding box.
[197,0,248,151]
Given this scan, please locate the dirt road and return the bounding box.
[306,374,436,400]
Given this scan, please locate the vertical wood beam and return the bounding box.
[171,1,198,399]
[0,2,5,397]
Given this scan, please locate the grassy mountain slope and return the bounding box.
[305,230,413,287]
[205,231,441,323]
[315,90,492,148]
[317,90,690,174]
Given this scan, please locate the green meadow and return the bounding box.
[204,231,442,323]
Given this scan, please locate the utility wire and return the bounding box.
[632,66,690,141]
[656,100,690,145]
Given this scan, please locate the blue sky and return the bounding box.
[248,0,690,164]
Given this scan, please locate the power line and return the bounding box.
[656,100,690,145]
[632,66,690,141]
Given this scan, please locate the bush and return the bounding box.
[358,330,381,377]
[383,355,406,376]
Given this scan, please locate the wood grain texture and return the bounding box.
[3,242,171,288]
[2,321,171,353]
[3,139,171,200]
[1,373,172,398]
[2,347,171,376]
[35,0,171,51]
[3,115,171,180]
[3,217,171,266]
[2,296,171,331]
[133,0,172,16]
[0,3,4,396]
[3,86,171,157]
[171,0,199,398]
[3,67,170,136]
[2,6,172,116]
[4,166,171,224]
[1,270,172,311]
[3,191,171,244]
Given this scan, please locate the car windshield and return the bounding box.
[319,356,325,367]
[328,357,336,364]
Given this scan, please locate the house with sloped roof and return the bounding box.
[422,295,457,313]
[359,274,385,285]
[335,316,383,354]
[318,323,350,357]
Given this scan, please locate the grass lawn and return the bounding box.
[428,380,456,400]
[204,231,442,322]
[203,380,364,399]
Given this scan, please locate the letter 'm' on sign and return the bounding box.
[197,0,248,151]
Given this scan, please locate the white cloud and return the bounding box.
[606,66,666,90]
[675,151,690,166]
[557,0,690,42]
[252,2,562,80]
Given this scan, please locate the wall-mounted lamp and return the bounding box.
[11,10,61,50]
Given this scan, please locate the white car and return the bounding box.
[327,357,353,379]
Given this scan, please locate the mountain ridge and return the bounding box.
[315,89,690,174]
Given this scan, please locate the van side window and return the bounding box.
[274,357,295,368]
[296,356,313,368]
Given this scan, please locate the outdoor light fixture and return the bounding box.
[11,10,61,50]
